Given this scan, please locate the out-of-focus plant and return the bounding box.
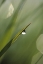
[0,0,43,64]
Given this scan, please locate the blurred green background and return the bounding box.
[0,0,43,64]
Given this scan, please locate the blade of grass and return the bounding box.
[0,2,42,57]
[0,10,43,57]
[0,23,31,57]
[0,0,26,51]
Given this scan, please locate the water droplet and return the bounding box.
[22,30,26,35]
